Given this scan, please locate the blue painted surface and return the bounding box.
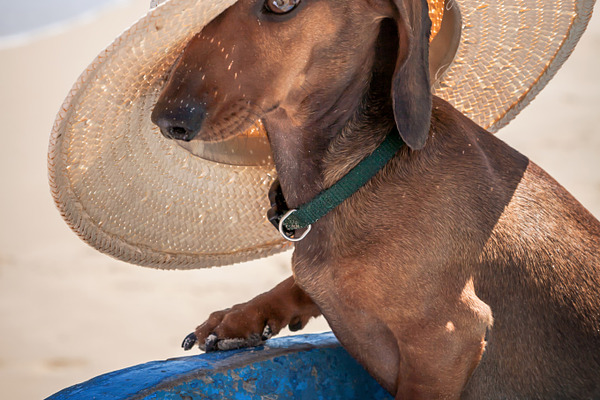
[47,332,393,399]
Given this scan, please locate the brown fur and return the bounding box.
[151,0,600,397]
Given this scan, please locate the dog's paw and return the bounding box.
[183,305,277,352]
[181,278,318,352]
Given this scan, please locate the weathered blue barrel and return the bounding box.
[47,332,393,399]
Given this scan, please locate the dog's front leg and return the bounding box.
[392,326,487,400]
[389,281,492,399]
[182,276,321,351]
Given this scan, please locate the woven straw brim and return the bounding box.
[49,0,595,269]
[435,0,595,131]
[49,0,291,269]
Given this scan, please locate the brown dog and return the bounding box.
[151,0,600,397]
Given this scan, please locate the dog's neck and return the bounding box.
[265,21,398,210]
[265,96,396,211]
[321,88,397,189]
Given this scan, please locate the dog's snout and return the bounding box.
[151,102,206,142]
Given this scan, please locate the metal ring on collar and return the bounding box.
[278,209,312,242]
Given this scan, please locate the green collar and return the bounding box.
[268,130,405,241]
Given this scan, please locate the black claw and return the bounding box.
[261,324,273,340]
[288,320,303,332]
[205,333,219,352]
[182,332,197,350]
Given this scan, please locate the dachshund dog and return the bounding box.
[151,0,600,397]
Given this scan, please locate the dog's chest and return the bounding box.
[292,243,389,314]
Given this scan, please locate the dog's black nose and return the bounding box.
[151,102,206,142]
[155,121,198,141]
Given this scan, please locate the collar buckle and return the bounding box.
[278,210,312,242]
[267,180,311,242]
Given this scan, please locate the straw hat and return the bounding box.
[49,0,595,269]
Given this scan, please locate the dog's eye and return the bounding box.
[264,0,300,14]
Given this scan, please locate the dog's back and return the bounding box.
[434,100,600,398]
[471,166,600,397]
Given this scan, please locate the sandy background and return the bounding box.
[0,1,598,399]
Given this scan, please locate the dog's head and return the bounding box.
[151,0,435,151]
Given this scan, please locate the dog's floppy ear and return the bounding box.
[390,0,432,150]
